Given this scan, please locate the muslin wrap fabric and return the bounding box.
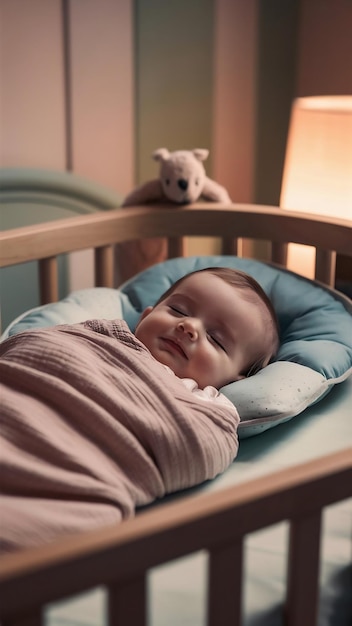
[0,319,239,552]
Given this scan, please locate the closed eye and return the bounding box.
[169,305,187,316]
[208,333,226,352]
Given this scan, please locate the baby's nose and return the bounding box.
[177,319,199,340]
[178,178,188,191]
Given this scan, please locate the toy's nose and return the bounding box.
[178,178,188,191]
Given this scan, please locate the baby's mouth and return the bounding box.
[161,337,188,359]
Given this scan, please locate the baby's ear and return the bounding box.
[138,306,153,323]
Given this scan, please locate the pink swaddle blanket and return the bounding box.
[0,319,239,552]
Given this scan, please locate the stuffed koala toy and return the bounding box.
[122,148,231,206]
[116,148,231,284]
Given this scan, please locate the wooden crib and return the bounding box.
[0,202,351,626]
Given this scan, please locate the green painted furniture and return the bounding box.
[0,168,122,330]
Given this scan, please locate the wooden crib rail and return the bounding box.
[0,449,351,626]
[1,203,351,304]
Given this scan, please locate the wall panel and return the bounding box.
[255,0,299,207]
[212,0,258,203]
[68,0,134,194]
[0,0,66,169]
[136,0,213,184]
[296,0,352,97]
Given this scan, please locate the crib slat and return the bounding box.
[207,540,243,626]
[167,236,185,258]
[285,511,322,626]
[108,574,146,626]
[221,237,239,255]
[95,245,114,287]
[271,242,288,267]
[39,257,58,304]
[315,250,336,287]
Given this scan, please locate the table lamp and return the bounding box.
[280,95,352,279]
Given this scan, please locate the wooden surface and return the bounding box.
[1,204,351,624]
[1,203,351,269]
[0,449,351,622]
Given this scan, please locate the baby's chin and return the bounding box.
[150,349,228,389]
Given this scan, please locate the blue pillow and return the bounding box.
[3,256,351,438]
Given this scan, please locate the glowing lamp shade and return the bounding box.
[280,96,352,278]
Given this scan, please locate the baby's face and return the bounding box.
[135,272,267,389]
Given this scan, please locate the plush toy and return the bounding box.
[122,148,232,206]
[115,148,232,284]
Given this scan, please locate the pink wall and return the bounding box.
[212,0,258,203]
[68,0,134,192]
[1,0,351,203]
[296,0,352,96]
[0,0,134,195]
[1,0,66,170]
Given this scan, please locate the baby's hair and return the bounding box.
[156,267,280,377]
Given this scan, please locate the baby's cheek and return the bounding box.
[195,356,219,381]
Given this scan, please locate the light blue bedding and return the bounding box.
[4,256,352,439]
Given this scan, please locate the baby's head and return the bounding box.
[135,267,279,389]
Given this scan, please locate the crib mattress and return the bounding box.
[46,375,352,626]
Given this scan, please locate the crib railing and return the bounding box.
[1,203,351,305]
[0,449,351,626]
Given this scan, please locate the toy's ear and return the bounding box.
[152,148,170,163]
[192,149,209,162]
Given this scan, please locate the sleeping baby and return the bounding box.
[0,267,279,552]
